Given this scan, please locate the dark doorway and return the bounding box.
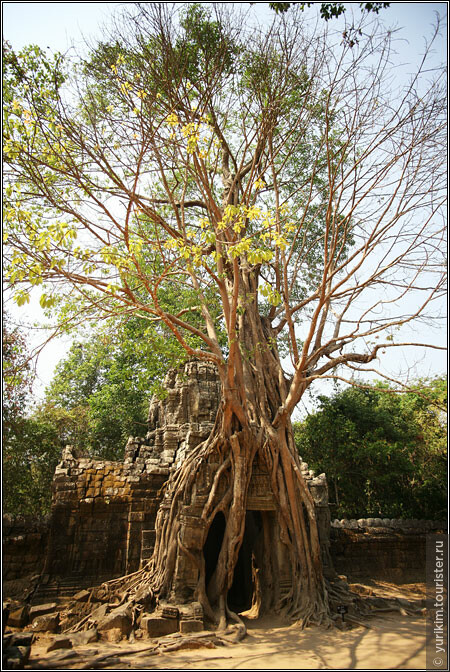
[203,510,263,613]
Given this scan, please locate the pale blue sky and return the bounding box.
[2,2,447,59]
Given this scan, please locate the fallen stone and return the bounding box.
[73,589,91,602]
[3,644,31,668]
[100,627,124,643]
[142,616,179,637]
[30,612,59,633]
[45,635,73,653]
[9,632,35,648]
[7,606,29,628]
[3,632,13,648]
[29,603,58,620]
[97,606,132,637]
[90,603,109,622]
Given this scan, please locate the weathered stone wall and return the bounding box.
[330,519,447,582]
[45,449,167,585]
[2,515,50,582]
[38,360,222,589]
[4,513,445,588]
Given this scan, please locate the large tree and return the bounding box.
[3,3,446,626]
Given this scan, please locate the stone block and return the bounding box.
[90,604,109,622]
[142,616,178,637]
[97,606,132,637]
[46,635,73,652]
[3,645,31,668]
[31,613,59,633]
[8,605,29,628]
[179,619,203,634]
[160,606,179,619]
[100,628,124,643]
[9,632,35,648]
[29,603,58,620]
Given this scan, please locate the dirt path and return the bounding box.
[26,582,428,670]
[154,613,426,670]
[27,613,427,670]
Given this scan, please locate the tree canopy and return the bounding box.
[2,316,59,515]
[3,3,446,397]
[2,313,35,441]
[266,2,390,19]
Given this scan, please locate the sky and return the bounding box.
[3,2,447,56]
[2,1,448,403]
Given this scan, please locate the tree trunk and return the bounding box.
[127,277,331,628]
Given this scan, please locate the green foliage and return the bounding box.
[2,9,354,328]
[2,314,34,441]
[2,1,446,488]
[3,409,64,515]
[2,313,198,514]
[294,380,447,519]
[177,4,238,80]
[44,316,194,460]
[2,317,57,514]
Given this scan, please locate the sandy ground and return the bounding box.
[25,582,429,670]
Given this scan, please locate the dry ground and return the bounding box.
[22,580,430,671]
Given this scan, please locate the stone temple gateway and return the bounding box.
[42,360,332,615]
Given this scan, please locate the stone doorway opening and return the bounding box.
[203,510,264,614]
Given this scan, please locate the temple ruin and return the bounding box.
[34,360,332,611]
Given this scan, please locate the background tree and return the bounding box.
[43,314,195,460]
[2,315,57,514]
[2,407,62,515]
[294,378,447,519]
[3,3,446,626]
[2,313,34,440]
